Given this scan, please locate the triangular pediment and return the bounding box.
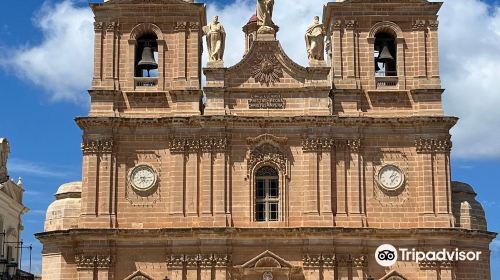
[380,270,408,280]
[123,270,153,280]
[0,180,21,204]
[238,250,294,269]
[223,39,330,89]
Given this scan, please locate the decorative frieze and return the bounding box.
[75,254,112,269]
[302,137,361,152]
[352,255,367,268]
[94,22,104,31]
[169,136,229,153]
[413,20,427,31]
[174,21,187,32]
[302,255,322,268]
[428,20,439,31]
[415,137,452,153]
[165,254,230,269]
[344,20,357,30]
[106,22,119,32]
[419,260,455,269]
[81,139,114,154]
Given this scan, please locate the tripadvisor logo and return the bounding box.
[375,244,483,267]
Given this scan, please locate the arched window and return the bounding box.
[374,32,397,77]
[255,166,279,222]
[135,33,159,78]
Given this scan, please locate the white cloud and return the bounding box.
[438,0,500,158]
[3,0,500,158]
[9,158,75,178]
[1,1,94,103]
[492,239,500,254]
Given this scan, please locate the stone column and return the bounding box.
[166,255,185,280]
[104,22,118,87]
[303,255,321,280]
[214,254,230,280]
[344,20,357,80]
[413,20,427,79]
[323,255,336,280]
[331,20,343,80]
[185,255,199,280]
[336,255,351,280]
[351,256,367,280]
[428,20,440,79]
[96,255,113,280]
[174,22,187,81]
[75,254,95,280]
[199,255,213,280]
[92,22,104,86]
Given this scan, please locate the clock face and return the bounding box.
[378,165,405,191]
[263,272,273,280]
[130,165,157,191]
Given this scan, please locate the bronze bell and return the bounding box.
[138,46,158,77]
[378,44,394,64]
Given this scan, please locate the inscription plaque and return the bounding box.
[249,94,286,109]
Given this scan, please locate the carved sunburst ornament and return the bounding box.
[251,55,282,86]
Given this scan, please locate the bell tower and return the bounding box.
[324,0,443,117]
[89,0,206,117]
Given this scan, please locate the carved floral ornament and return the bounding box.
[302,137,361,152]
[166,254,230,268]
[251,54,283,86]
[81,139,114,154]
[415,137,452,153]
[75,254,112,269]
[247,143,288,178]
[169,136,229,153]
[302,255,366,268]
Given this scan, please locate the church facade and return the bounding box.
[36,0,496,280]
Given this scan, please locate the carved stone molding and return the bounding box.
[189,22,200,32]
[166,255,185,268]
[94,22,104,31]
[415,137,452,153]
[106,22,119,32]
[81,139,114,154]
[251,55,283,86]
[166,254,230,269]
[302,137,362,152]
[213,254,230,268]
[247,143,288,177]
[413,20,427,31]
[169,136,229,154]
[428,20,439,31]
[419,260,455,269]
[332,20,343,30]
[302,255,322,268]
[174,21,187,32]
[247,134,287,146]
[75,254,112,269]
[345,20,357,30]
[352,255,367,268]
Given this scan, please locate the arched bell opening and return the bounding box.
[374,32,397,77]
[135,33,159,78]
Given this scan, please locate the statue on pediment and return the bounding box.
[305,16,326,62]
[257,0,275,33]
[203,16,226,65]
[0,138,10,183]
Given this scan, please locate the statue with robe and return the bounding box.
[0,138,10,183]
[257,0,275,32]
[203,16,226,63]
[305,16,326,61]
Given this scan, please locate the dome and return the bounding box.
[452,181,476,196]
[247,14,257,24]
[56,181,82,198]
[44,181,82,232]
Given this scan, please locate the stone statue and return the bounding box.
[256,0,275,34]
[203,16,226,64]
[305,16,326,62]
[0,138,10,183]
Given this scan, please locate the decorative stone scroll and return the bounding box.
[248,94,286,109]
[169,136,229,153]
[302,137,362,152]
[81,139,114,154]
[75,254,112,269]
[415,137,452,153]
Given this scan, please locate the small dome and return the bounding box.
[452,181,477,196]
[247,14,257,24]
[56,181,82,198]
[45,198,81,232]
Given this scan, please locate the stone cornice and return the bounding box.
[75,116,458,130]
[415,137,452,153]
[81,138,114,154]
[36,227,497,243]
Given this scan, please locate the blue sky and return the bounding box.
[0,0,499,277]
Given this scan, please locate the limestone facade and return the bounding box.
[36,0,496,280]
[0,139,28,269]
